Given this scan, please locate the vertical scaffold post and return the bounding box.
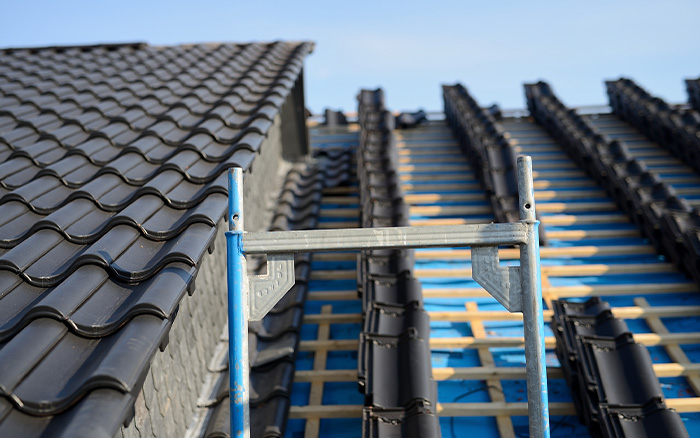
[517,156,550,438]
[226,168,250,437]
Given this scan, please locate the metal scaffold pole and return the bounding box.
[517,156,550,438]
[226,168,250,438]
[226,157,550,438]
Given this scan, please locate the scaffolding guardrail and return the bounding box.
[226,155,550,437]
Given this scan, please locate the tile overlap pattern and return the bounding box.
[0,41,312,436]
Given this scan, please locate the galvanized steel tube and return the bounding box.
[518,156,550,438]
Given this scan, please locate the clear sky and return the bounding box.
[3,0,699,113]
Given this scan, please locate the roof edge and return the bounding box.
[1,42,148,54]
[1,40,315,55]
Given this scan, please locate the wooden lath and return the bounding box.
[636,298,700,397]
[303,305,332,438]
[294,363,700,384]
[288,398,700,419]
[307,282,697,301]
[466,302,516,437]
[301,304,700,324]
[298,332,700,352]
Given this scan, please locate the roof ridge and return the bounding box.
[1,42,148,54]
[0,40,315,54]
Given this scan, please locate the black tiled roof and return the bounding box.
[322,109,348,126]
[0,40,312,436]
[687,78,700,112]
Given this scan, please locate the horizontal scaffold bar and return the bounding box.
[242,223,529,254]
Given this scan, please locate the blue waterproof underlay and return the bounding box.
[287,131,700,437]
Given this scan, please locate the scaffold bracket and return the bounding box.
[472,245,523,312]
[248,254,295,321]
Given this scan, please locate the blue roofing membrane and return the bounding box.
[286,119,700,437]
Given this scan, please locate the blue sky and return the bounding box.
[3,1,699,113]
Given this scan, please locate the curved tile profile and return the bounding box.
[552,297,685,436]
[0,262,196,341]
[0,388,136,438]
[0,315,170,416]
[0,169,231,214]
[0,222,216,287]
[0,40,312,436]
[356,89,440,436]
[0,44,299,117]
[0,193,226,247]
[0,142,259,190]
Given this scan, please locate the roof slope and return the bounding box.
[0,41,311,437]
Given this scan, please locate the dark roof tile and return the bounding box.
[0,262,194,341]
[1,315,169,415]
[0,40,313,434]
[355,89,440,436]
[363,408,440,438]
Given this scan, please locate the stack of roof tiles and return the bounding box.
[606,78,700,175]
[686,78,700,112]
[552,298,687,437]
[322,108,348,127]
[395,109,427,129]
[525,81,700,286]
[356,89,440,437]
[442,83,547,245]
[0,41,312,437]
[199,151,353,437]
